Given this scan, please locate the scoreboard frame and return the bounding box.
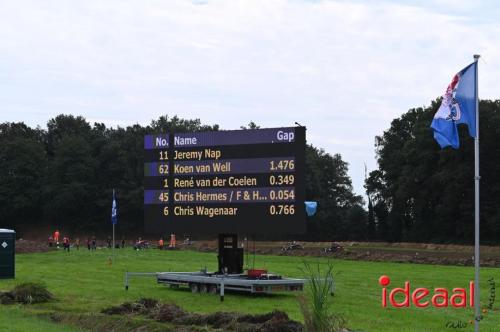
[143,126,306,235]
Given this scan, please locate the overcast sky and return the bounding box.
[1,0,499,197]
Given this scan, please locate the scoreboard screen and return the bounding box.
[144,127,306,234]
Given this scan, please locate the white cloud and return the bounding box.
[0,0,499,196]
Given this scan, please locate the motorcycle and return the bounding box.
[281,242,304,252]
[322,243,343,254]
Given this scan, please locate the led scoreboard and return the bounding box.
[144,127,306,234]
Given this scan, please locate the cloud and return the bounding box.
[0,0,499,196]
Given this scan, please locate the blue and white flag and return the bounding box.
[430,62,477,149]
[111,189,118,225]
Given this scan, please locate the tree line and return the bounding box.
[0,115,363,240]
[366,99,500,244]
[2,99,499,244]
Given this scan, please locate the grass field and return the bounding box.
[0,248,499,331]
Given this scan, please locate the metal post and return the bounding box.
[123,272,157,290]
[473,54,480,332]
[220,277,225,302]
[112,188,116,263]
[113,223,115,263]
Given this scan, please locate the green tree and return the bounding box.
[366,197,376,240]
[150,115,219,133]
[0,123,47,231]
[240,121,260,129]
[305,145,363,240]
[44,134,96,230]
[0,114,364,241]
[367,100,500,243]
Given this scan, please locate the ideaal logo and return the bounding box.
[378,276,496,329]
[378,275,474,308]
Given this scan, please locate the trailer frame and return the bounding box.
[125,270,306,301]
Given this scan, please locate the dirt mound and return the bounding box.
[0,292,15,304]
[0,282,54,304]
[103,300,303,331]
[101,298,159,315]
[153,303,186,323]
[155,305,303,331]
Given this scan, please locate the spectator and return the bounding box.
[63,236,70,252]
[54,230,60,247]
[169,233,176,249]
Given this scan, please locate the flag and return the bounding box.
[305,201,317,216]
[111,189,118,225]
[431,62,477,149]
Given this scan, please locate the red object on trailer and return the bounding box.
[247,269,267,278]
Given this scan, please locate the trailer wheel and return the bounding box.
[190,283,199,293]
[199,284,208,293]
[208,285,217,294]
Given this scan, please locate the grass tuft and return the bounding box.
[299,260,346,332]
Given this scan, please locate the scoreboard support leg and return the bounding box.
[217,234,244,275]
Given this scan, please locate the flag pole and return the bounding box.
[473,54,480,332]
[112,189,115,264]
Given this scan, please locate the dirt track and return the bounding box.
[15,239,53,254]
[15,239,500,267]
[192,240,500,267]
